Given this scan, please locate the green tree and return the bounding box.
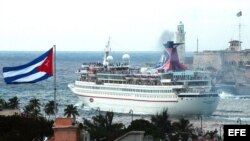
[44,100,57,119]
[29,98,41,110]
[127,119,160,139]
[172,118,193,141]
[172,118,193,133]
[84,111,125,141]
[64,104,79,119]
[30,98,41,118]
[23,104,33,116]
[151,108,171,139]
[23,98,42,118]
[0,115,53,141]
[0,98,7,109]
[8,96,19,109]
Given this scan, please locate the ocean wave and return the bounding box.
[219,91,235,99]
[219,91,250,100]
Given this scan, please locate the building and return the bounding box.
[227,40,242,51]
[48,118,90,141]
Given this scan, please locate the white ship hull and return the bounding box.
[68,81,219,116]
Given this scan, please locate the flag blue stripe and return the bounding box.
[4,68,39,83]
[2,49,50,72]
[6,74,51,84]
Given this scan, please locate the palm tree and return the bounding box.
[23,104,33,116]
[91,111,123,131]
[23,98,42,118]
[8,96,19,109]
[29,98,41,110]
[44,101,57,119]
[0,98,7,109]
[84,111,125,141]
[127,119,160,138]
[105,111,114,129]
[151,108,171,138]
[64,104,79,119]
[172,118,193,141]
[31,108,42,119]
[172,118,193,133]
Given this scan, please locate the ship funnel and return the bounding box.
[158,41,187,71]
[163,41,183,48]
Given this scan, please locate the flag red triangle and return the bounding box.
[37,48,53,76]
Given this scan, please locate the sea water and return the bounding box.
[0,51,250,132]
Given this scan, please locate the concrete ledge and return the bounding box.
[0,109,20,116]
[114,131,145,141]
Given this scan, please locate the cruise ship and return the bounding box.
[68,40,219,116]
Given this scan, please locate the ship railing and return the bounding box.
[76,80,183,88]
[174,77,211,81]
[107,62,129,67]
[186,89,218,95]
[160,79,172,83]
[76,69,88,74]
[96,73,128,76]
[97,70,130,74]
[173,88,188,94]
[82,62,103,66]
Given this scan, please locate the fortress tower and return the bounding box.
[175,21,186,64]
[228,40,242,51]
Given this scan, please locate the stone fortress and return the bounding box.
[175,22,250,94]
[193,40,250,71]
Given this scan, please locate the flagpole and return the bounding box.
[237,10,242,50]
[239,16,241,50]
[53,45,57,118]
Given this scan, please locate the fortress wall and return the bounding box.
[192,50,250,70]
[193,51,222,70]
[223,51,250,65]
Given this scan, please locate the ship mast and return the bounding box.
[103,37,111,66]
[196,37,199,53]
[239,19,241,43]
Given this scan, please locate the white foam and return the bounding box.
[219,91,235,99]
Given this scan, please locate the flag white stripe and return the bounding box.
[13,72,47,83]
[3,58,46,78]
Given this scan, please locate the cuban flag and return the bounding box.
[236,11,242,17]
[2,48,53,84]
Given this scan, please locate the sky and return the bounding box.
[0,0,249,51]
